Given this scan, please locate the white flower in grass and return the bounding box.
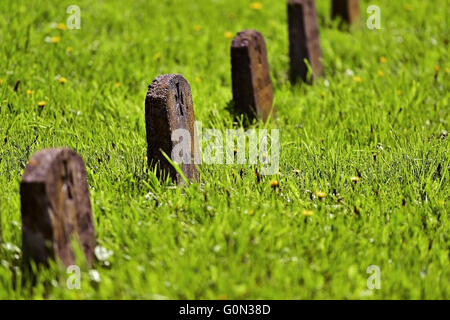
[3,243,21,253]
[345,69,354,77]
[94,246,113,261]
[89,269,101,283]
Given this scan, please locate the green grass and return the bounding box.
[0,0,449,299]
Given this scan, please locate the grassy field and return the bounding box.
[0,0,448,299]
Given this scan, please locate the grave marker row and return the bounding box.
[19,0,360,269]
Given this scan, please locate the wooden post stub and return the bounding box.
[20,148,95,267]
[231,29,275,122]
[331,0,360,26]
[145,74,200,183]
[288,0,323,82]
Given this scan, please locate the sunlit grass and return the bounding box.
[0,0,448,299]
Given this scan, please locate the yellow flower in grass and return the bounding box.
[195,77,202,83]
[316,191,326,199]
[353,76,362,83]
[302,209,314,217]
[193,25,203,32]
[434,65,440,73]
[251,2,262,10]
[445,67,449,74]
[26,90,33,95]
[154,52,161,61]
[270,180,279,189]
[38,101,47,107]
[0,78,3,85]
[224,31,234,39]
[66,46,73,53]
[377,70,385,77]
[379,56,387,63]
[57,23,67,31]
[114,82,122,88]
[350,176,360,184]
[397,90,403,96]
[51,36,60,44]
[58,77,67,84]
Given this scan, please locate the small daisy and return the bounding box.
[345,69,354,77]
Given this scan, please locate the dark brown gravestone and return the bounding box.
[331,0,360,26]
[287,0,323,83]
[231,30,275,122]
[145,74,200,183]
[20,148,95,267]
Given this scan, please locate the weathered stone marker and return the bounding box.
[231,30,274,122]
[20,148,95,267]
[331,0,360,26]
[145,74,200,183]
[287,0,323,82]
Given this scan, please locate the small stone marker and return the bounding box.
[331,0,360,26]
[20,148,95,267]
[231,29,274,122]
[287,0,323,82]
[145,74,200,183]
